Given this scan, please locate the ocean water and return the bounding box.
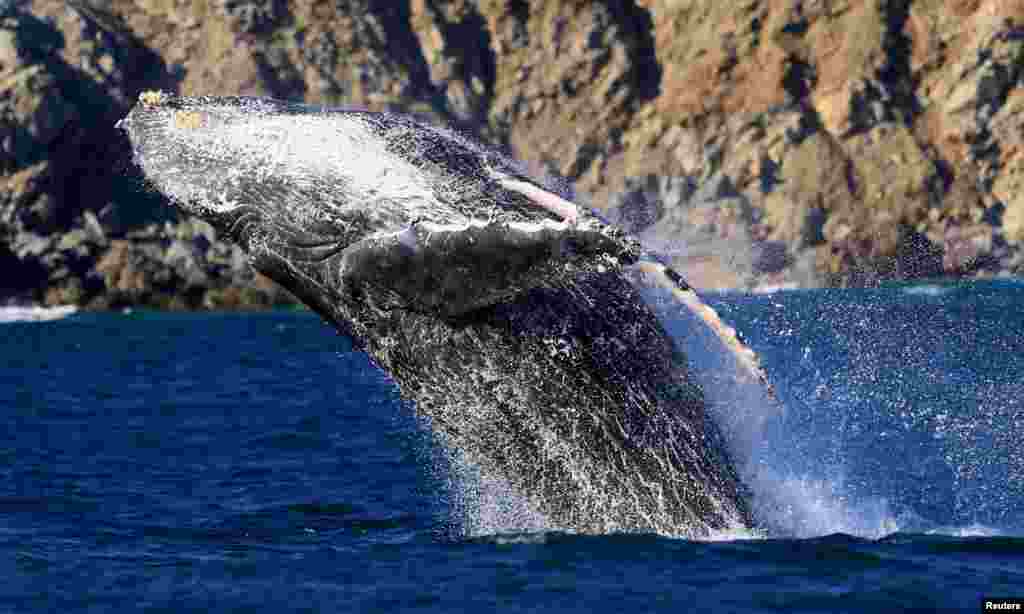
[2,281,1023,613]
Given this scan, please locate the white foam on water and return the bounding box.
[0,305,77,323]
[747,470,901,539]
[901,284,953,298]
[925,523,1007,538]
[752,282,800,294]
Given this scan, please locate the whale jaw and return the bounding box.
[119,91,643,320]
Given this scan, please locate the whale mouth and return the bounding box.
[118,91,644,318]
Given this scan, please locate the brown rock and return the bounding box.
[410,0,491,122]
[831,124,939,254]
[1,66,78,166]
[942,223,994,272]
[763,131,855,248]
[1001,190,1024,243]
[96,240,151,296]
[484,2,659,191]
[6,0,1024,305]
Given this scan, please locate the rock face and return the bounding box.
[2,0,1023,305]
[0,0,295,307]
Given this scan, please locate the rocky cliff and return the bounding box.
[2,0,1023,308]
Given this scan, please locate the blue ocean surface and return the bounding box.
[2,281,1023,613]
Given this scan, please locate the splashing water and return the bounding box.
[434,438,549,538]
[659,284,1024,540]
[124,94,1022,541]
[638,283,941,540]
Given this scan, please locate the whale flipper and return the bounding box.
[494,169,775,397]
[629,260,775,397]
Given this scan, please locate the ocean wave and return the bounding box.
[0,305,78,323]
[924,523,1013,538]
[900,284,954,297]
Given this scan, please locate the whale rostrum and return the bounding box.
[120,91,773,537]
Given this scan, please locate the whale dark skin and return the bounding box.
[118,92,756,537]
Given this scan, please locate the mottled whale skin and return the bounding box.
[119,92,758,537]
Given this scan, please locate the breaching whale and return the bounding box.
[118,92,772,537]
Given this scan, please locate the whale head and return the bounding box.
[118,92,640,322]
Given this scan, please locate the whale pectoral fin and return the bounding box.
[490,171,581,223]
[489,170,642,264]
[630,260,776,400]
[337,220,627,318]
